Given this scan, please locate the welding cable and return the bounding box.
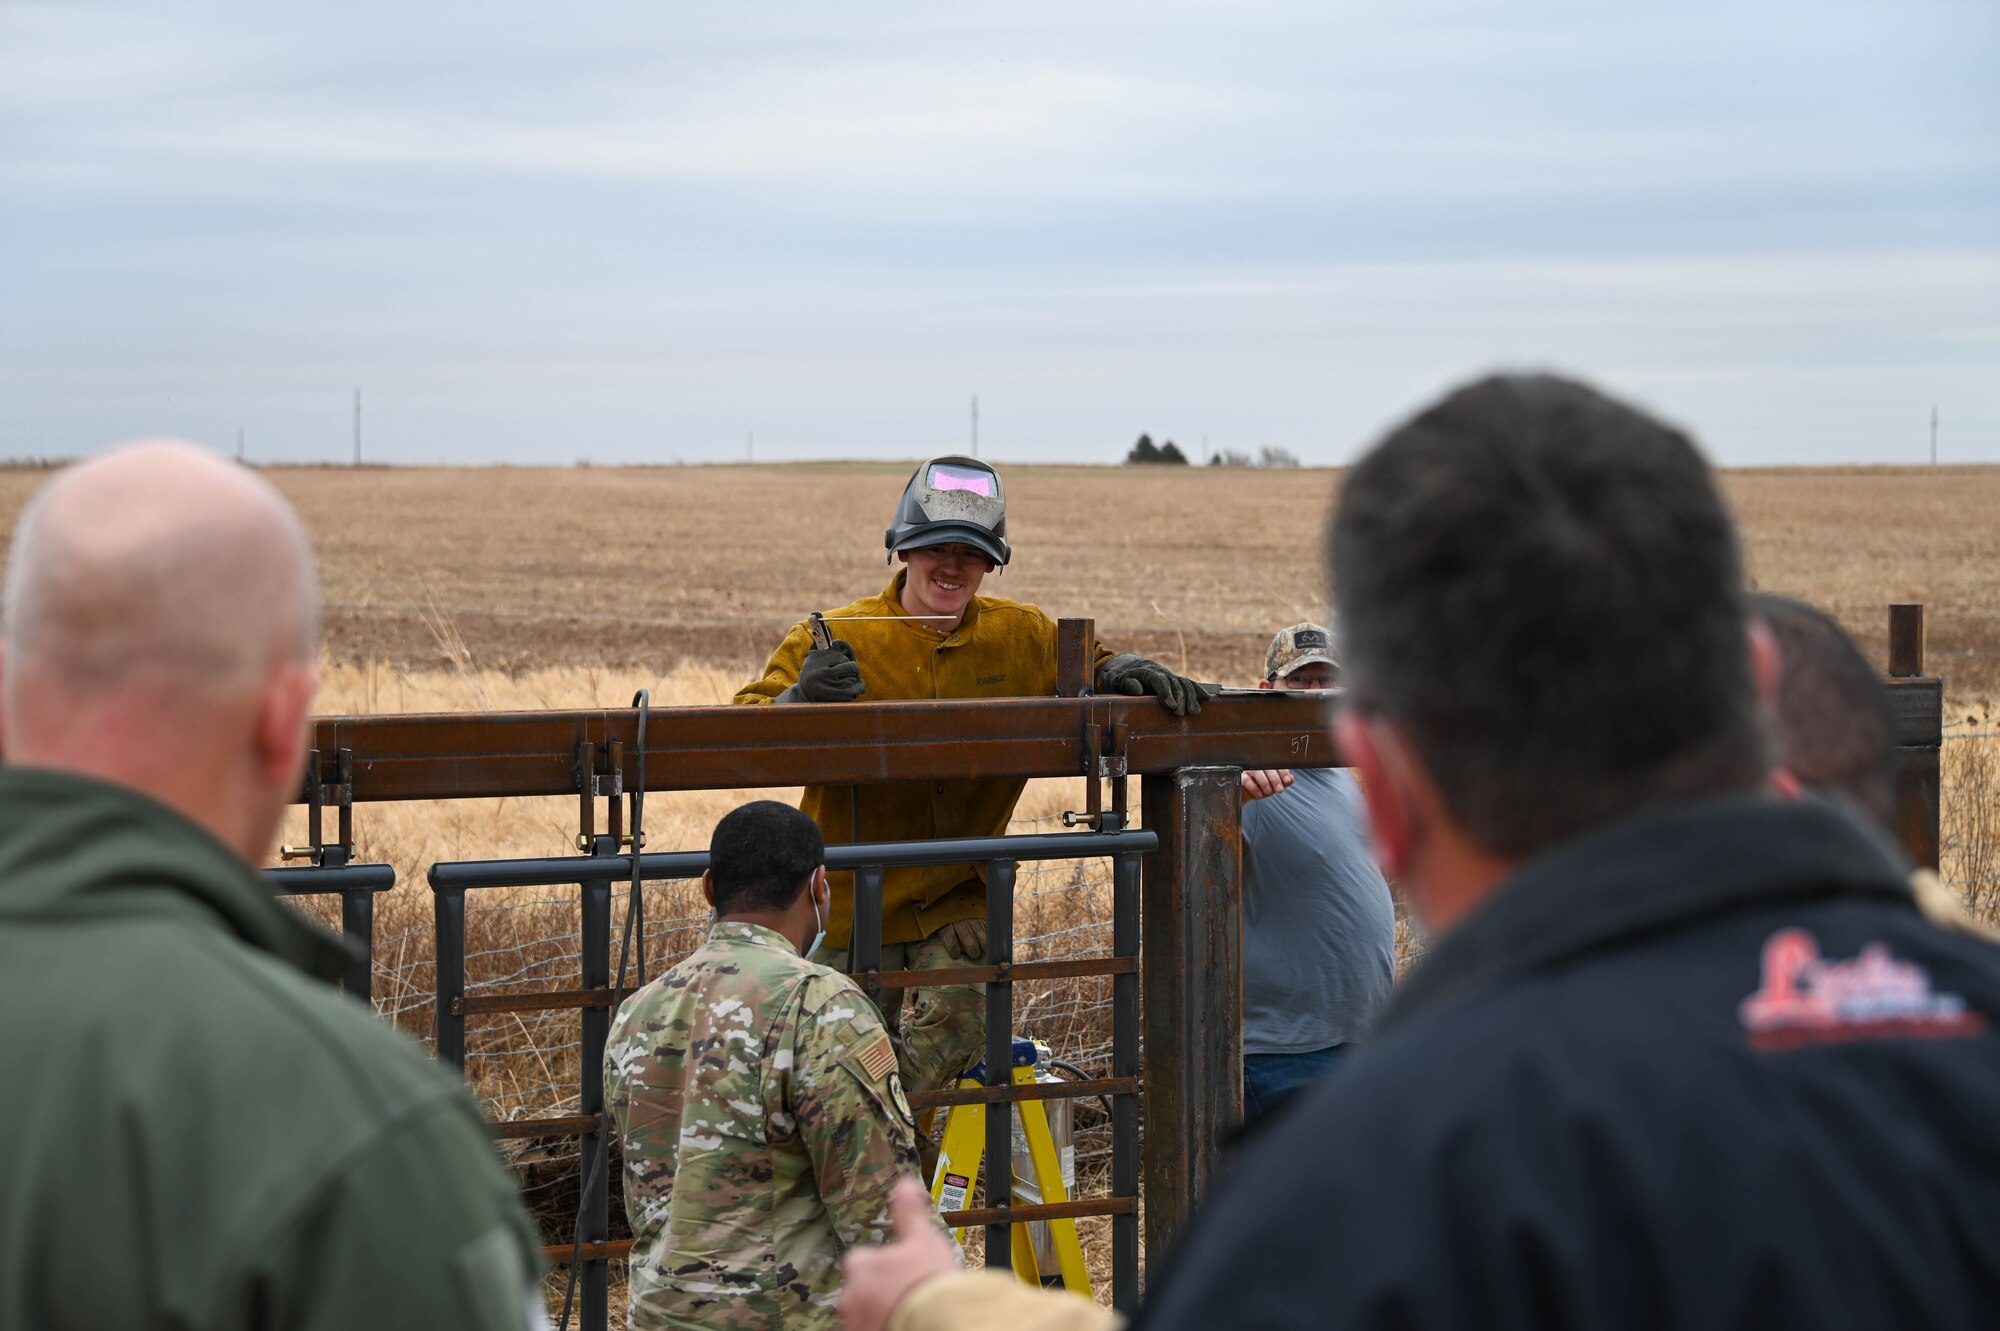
[557,688,650,1331]
[1048,1058,1114,1122]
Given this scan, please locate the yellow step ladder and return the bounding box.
[928,1038,1093,1296]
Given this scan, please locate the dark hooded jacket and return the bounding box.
[1138,794,2000,1331]
[0,768,541,1331]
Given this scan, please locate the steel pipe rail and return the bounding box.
[428,828,1160,889]
[264,862,396,1003]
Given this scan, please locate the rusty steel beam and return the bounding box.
[869,955,1135,991]
[300,692,1338,804]
[1056,617,1096,697]
[1141,765,1245,1265]
[907,1075,1136,1111]
[541,1196,1139,1265]
[492,1114,598,1141]
[1886,604,1944,871]
[937,1197,1134,1228]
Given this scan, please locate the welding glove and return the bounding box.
[795,639,867,702]
[1096,653,1213,716]
[935,917,987,962]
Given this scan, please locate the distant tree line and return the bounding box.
[1125,433,1189,465]
[1124,434,1301,468]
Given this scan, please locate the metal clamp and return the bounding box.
[1061,720,1130,831]
[296,746,356,865]
[575,832,645,854]
[575,738,633,850]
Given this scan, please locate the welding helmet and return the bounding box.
[884,456,1011,567]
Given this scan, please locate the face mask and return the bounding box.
[803,878,826,960]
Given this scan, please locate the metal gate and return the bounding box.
[269,608,1944,1330]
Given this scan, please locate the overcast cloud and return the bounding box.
[3,0,1995,464]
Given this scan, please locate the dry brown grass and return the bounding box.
[1941,719,2000,931]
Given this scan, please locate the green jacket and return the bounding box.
[0,768,543,1331]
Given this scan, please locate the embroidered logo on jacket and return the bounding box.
[1738,927,1986,1050]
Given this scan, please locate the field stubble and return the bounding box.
[7,461,1995,694]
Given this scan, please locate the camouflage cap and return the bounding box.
[1265,622,1339,681]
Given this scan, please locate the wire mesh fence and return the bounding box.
[284,810,1127,1305]
[1941,719,2000,927]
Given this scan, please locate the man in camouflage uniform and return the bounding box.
[607,800,939,1329]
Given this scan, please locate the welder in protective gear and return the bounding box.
[737,456,1208,1095]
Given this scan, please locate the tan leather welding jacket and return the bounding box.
[735,571,1110,948]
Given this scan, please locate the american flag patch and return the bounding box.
[857,1036,897,1081]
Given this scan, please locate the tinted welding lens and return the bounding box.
[928,464,995,497]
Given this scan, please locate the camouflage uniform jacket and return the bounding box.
[607,920,923,1330]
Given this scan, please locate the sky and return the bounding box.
[3,0,1996,466]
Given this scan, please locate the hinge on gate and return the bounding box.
[1061,720,1130,831]
[283,746,355,866]
[574,739,641,853]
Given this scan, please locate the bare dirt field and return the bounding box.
[6,460,1992,698]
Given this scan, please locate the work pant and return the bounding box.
[1242,1043,1347,1131]
[812,930,985,1097]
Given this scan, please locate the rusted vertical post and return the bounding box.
[983,860,1017,1267]
[852,865,885,1002]
[340,888,374,1004]
[1887,603,1943,870]
[1889,603,1924,678]
[1056,618,1096,697]
[1110,850,1141,1312]
[578,876,611,1331]
[432,883,466,1067]
[1140,765,1243,1264]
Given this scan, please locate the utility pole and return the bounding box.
[971,395,979,458]
[746,430,754,464]
[1202,432,1209,466]
[352,388,362,466]
[1931,406,1938,466]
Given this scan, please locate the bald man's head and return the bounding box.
[4,442,318,699]
[1,442,321,863]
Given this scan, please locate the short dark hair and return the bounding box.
[709,800,825,914]
[1329,373,1769,858]
[1749,593,1895,830]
